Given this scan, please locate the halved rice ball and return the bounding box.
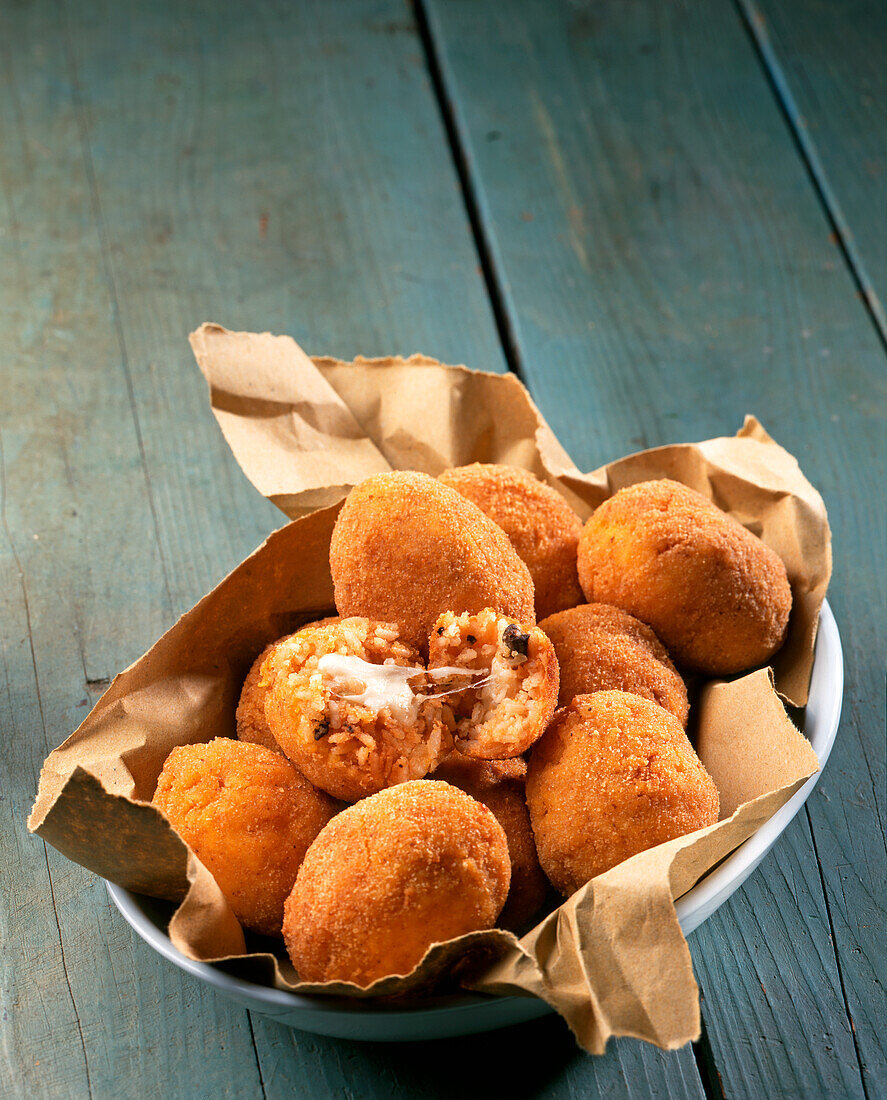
[236,617,341,753]
[427,608,558,759]
[263,617,450,802]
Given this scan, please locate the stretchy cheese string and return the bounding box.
[316,653,492,716]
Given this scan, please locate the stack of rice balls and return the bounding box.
[154,467,792,987]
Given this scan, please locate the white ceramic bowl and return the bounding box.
[108,600,843,1041]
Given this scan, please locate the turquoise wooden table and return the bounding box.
[2,1,884,1096]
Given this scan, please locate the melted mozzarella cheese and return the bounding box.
[317,654,486,718]
[317,654,422,720]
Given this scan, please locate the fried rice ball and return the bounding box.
[282,780,511,986]
[236,617,341,753]
[438,463,583,620]
[526,692,720,896]
[329,471,536,653]
[432,754,548,933]
[576,479,792,675]
[236,640,282,753]
[153,738,338,935]
[539,603,689,726]
[428,608,559,759]
[263,617,450,802]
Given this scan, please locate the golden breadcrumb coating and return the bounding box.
[439,464,583,620]
[263,618,449,802]
[236,618,340,753]
[577,479,792,675]
[539,603,689,726]
[153,738,338,935]
[427,608,558,759]
[329,471,535,653]
[237,640,287,753]
[282,780,511,986]
[526,692,719,896]
[433,754,547,933]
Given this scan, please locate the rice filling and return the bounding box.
[262,618,452,801]
[318,654,488,721]
[427,608,559,759]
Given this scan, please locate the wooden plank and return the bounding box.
[3,0,708,1097]
[733,4,887,1091]
[1,565,91,1099]
[0,1,265,1096]
[57,0,507,611]
[691,816,865,1097]
[421,0,886,1096]
[250,1014,705,1100]
[740,0,887,344]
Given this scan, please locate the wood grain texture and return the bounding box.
[740,0,887,343]
[691,815,864,1098]
[422,0,886,1096]
[733,3,887,1091]
[3,0,705,1096]
[250,1014,705,1100]
[0,2,265,1096]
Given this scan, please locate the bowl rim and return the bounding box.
[107,599,843,1020]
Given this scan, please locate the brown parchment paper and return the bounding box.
[29,325,830,1056]
[189,324,831,706]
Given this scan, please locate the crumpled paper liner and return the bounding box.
[189,324,831,706]
[29,325,830,1055]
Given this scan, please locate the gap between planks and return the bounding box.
[806,805,872,1100]
[412,0,525,379]
[734,0,887,354]
[246,1012,269,1100]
